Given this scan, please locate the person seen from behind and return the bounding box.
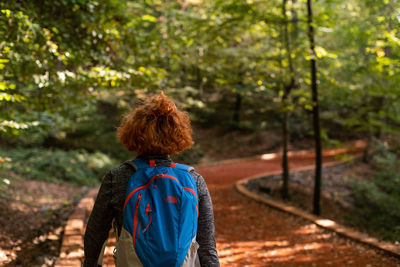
[83,92,220,267]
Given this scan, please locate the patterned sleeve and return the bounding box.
[191,170,220,267]
[83,171,114,267]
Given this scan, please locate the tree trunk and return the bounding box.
[291,0,298,41]
[280,0,296,200]
[233,91,242,124]
[363,112,373,163]
[307,0,323,216]
[196,66,204,99]
[281,95,290,200]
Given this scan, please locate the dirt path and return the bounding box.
[100,152,400,266]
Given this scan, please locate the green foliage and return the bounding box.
[41,98,132,161]
[0,0,161,138]
[0,148,118,186]
[172,144,205,165]
[0,0,398,141]
[317,0,400,138]
[350,142,400,241]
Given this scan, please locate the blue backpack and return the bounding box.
[118,158,199,267]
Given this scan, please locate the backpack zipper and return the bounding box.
[142,203,152,233]
[132,193,142,248]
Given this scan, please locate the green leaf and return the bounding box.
[1,9,11,17]
[141,15,157,22]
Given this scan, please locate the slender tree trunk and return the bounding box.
[281,0,290,200]
[379,12,392,140]
[307,0,322,216]
[280,0,296,200]
[363,112,373,163]
[291,0,298,41]
[163,0,171,78]
[233,91,242,124]
[281,97,290,200]
[196,66,204,99]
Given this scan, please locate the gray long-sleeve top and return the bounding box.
[83,156,220,267]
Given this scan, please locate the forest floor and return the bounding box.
[0,175,84,266]
[98,148,400,266]
[244,159,378,238]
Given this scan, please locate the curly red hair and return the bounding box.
[117,93,193,156]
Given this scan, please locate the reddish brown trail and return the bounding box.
[100,150,400,267]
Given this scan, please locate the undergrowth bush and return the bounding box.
[0,147,118,186]
[350,141,400,242]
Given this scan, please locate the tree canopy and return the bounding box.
[1,0,399,151]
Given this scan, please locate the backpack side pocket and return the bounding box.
[115,228,143,267]
[180,236,200,267]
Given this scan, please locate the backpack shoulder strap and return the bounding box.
[132,158,150,169]
[174,163,194,172]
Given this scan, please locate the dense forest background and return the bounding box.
[1,0,400,247]
[1,0,399,158]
